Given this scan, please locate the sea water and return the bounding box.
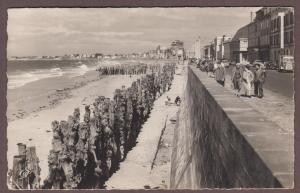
[7,59,100,89]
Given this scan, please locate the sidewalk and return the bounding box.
[223,74,294,133]
[105,62,187,189]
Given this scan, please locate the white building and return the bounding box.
[194,36,201,59]
[215,35,232,60]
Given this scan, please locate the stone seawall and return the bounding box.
[170,65,293,189]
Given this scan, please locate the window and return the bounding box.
[284,15,287,26]
[290,12,294,24]
[290,31,294,43]
[271,20,273,30]
[284,32,288,44]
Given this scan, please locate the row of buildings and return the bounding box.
[141,40,185,60]
[201,7,294,66]
[9,40,186,61]
[65,40,186,60]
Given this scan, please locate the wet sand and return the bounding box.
[7,70,102,122]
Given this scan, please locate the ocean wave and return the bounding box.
[7,60,100,89]
[67,64,98,78]
[50,67,63,73]
[8,67,65,89]
[79,64,88,71]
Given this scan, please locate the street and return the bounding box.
[264,70,294,99]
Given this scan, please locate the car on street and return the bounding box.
[264,61,277,70]
[253,60,263,64]
[278,55,294,72]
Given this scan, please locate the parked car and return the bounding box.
[264,61,277,70]
[253,60,263,65]
[278,55,294,72]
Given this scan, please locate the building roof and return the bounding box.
[231,24,249,42]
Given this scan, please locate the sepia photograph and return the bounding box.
[6,7,294,190]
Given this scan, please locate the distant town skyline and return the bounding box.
[7,7,260,56]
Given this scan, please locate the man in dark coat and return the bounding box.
[253,63,267,98]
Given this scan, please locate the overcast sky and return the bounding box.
[7,7,260,56]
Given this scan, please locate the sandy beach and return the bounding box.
[7,70,102,122]
[7,69,142,182]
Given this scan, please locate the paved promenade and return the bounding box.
[224,73,294,133]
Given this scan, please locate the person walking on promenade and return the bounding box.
[242,64,254,97]
[214,61,226,86]
[231,63,243,96]
[253,63,267,98]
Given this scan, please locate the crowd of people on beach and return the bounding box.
[196,59,267,98]
[37,63,176,189]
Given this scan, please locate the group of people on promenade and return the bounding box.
[39,63,175,189]
[197,59,267,98]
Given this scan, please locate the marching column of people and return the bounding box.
[42,63,176,189]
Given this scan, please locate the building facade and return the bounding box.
[247,21,259,63]
[223,40,231,61]
[230,24,249,63]
[247,8,271,63]
[270,8,294,66]
[203,45,211,59]
[247,7,294,64]
[214,36,232,60]
[170,40,185,60]
[214,37,222,60]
